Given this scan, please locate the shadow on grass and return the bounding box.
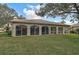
[0,32,11,37]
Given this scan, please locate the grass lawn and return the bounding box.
[0,32,79,55]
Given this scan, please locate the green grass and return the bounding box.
[0,32,79,55]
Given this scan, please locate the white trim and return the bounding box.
[56,26,58,34]
[39,25,42,35]
[27,25,31,36]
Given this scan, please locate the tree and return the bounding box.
[61,19,66,24]
[18,15,26,19]
[0,3,18,27]
[36,3,79,23]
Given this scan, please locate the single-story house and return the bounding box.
[0,28,5,32]
[10,17,70,37]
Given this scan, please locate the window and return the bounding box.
[51,27,56,34]
[16,25,27,36]
[22,25,27,35]
[64,28,69,34]
[58,27,63,34]
[30,25,39,35]
[16,25,21,36]
[42,26,49,35]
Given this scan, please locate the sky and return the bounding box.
[7,3,74,25]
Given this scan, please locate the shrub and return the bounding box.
[70,30,76,34]
[75,29,79,34]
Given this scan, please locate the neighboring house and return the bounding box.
[10,17,70,37]
[0,28,5,32]
[71,23,79,31]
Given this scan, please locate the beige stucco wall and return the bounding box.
[11,23,70,37]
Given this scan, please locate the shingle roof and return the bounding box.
[10,19,69,26]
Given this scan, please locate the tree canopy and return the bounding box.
[0,4,25,27]
[36,3,79,23]
[0,4,18,27]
